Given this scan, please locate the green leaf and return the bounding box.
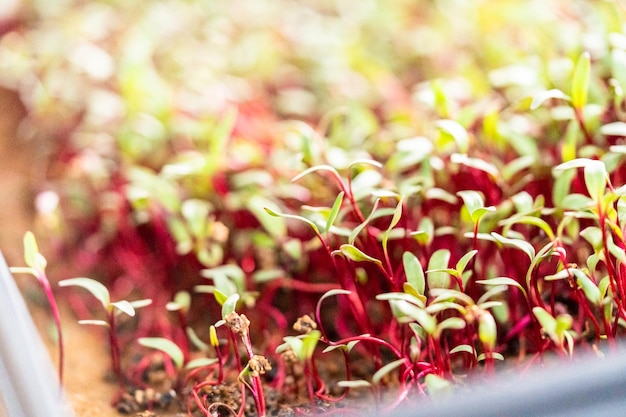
[186,358,218,370]
[348,158,384,170]
[403,252,425,296]
[456,250,478,276]
[603,122,626,137]
[280,336,304,361]
[552,168,575,207]
[112,300,135,317]
[372,358,406,385]
[349,199,380,244]
[437,120,469,153]
[425,374,453,398]
[580,226,603,251]
[23,231,41,271]
[427,249,451,289]
[78,319,109,327]
[221,293,240,319]
[457,190,495,224]
[412,219,435,247]
[560,193,594,210]
[502,156,536,181]
[166,291,191,312]
[571,51,591,110]
[530,89,570,110]
[181,199,210,238]
[292,164,342,183]
[337,380,372,389]
[490,232,535,260]
[8,267,36,277]
[429,288,474,306]
[476,277,527,299]
[377,292,426,308]
[556,157,608,204]
[325,191,345,233]
[383,197,404,240]
[533,307,557,338]
[248,195,287,238]
[138,337,184,370]
[339,244,382,267]
[451,154,499,178]
[449,344,475,356]
[554,157,591,171]
[571,269,601,305]
[59,277,111,310]
[213,288,228,306]
[264,206,320,235]
[584,159,607,202]
[186,327,210,352]
[301,330,321,359]
[477,352,505,361]
[436,317,466,336]
[395,300,437,335]
[478,311,497,350]
[129,298,152,310]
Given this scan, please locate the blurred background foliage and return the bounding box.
[0,0,625,319]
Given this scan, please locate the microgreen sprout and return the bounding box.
[58,277,151,394]
[10,232,65,384]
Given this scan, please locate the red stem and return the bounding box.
[108,311,125,392]
[39,275,64,385]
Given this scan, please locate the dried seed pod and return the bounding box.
[248,355,272,377]
[293,314,317,334]
[224,311,250,337]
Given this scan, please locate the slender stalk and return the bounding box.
[39,275,64,385]
[107,311,124,392]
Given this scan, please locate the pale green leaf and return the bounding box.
[427,249,451,289]
[490,232,535,260]
[395,300,437,335]
[112,300,135,317]
[584,159,607,202]
[437,120,469,153]
[340,244,382,266]
[530,89,570,110]
[221,293,240,319]
[139,337,184,370]
[403,252,425,296]
[185,357,218,370]
[571,51,591,110]
[263,206,317,235]
[425,374,453,398]
[78,319,109,327]
[571,269,601,305]
[23,231,41,271]
[478,312,497,350]
[59,277,110,310]
[325,192,345,233]
[456,250,478,276]
[449,344,475,356]
[337,380,372,388]
[372,359,406,385]
[166,291,191,312]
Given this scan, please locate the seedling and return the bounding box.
[7,1,626,415]
[58,277,151,394]
[212,293,270,417]
[10,232,65,384]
